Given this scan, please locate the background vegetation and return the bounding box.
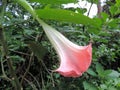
[0,0,120,90]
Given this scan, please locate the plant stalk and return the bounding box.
[0,27,22,90]
[0,0,22,90]
[97,0,102,18]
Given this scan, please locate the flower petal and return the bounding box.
[41,22,92,77]
[55,43,92,77]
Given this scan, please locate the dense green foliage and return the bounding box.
[0,0,120,90]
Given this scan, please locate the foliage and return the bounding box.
[0,0,120,90]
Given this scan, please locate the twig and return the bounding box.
[1,57,7,77]
[28,72,41,89]
[9,49,31,56]
[20,33,42,85]
[24,78,38,90]
[0,27,22,90]
[0,0,21,88]
[0,57,11,81]
[87,2,93,17]
[39,58,55,87]
[40,71,45,89]
[20,52,34,85]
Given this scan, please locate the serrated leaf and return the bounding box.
[35,8,99,27]
[30,0,77,4]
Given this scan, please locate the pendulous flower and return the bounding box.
[41,22,92,77]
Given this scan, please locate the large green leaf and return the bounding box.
[35,8,99,27]
[29,0,77,4]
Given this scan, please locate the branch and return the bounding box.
[97,0,102,18]
[0,27,22,90]
[0,0,21,89]
[20,52,34,85]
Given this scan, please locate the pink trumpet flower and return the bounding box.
[41,22,92,77]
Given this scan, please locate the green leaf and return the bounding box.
[108,18,120,29]
[101,12,109,23]
[10,55,25,62]
[108,70,120,78]
[116,0,120,7]
[27,41,47,61]
[95,62,104,77]
[87,68,97,76]
[87,0,98,4]
[35,8,99,27]
[108,87,117,90]
[29,0,77,4]
[103,70,112,76]
[83,81,98,90]
[87,27,100,34]
[110,5,120,17]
